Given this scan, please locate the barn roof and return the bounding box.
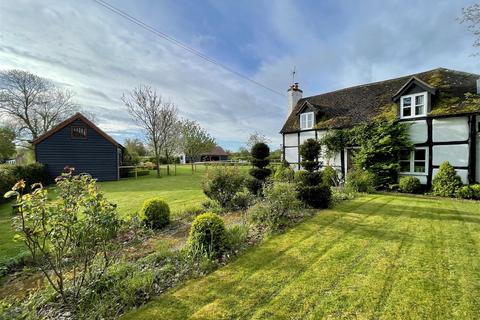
[31,112,124,148]
[202,146,228,156]
[281,68,480,133]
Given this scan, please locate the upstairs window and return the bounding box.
[71,126,87,139]
[400,148,427,174]
[300,112,314,130]
[400,92,427,119]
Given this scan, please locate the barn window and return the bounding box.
[300,112,314,130]
[71,126,87,139]
[400,92,427,119]
[399,147,427,174]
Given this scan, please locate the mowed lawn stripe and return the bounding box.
[145,195,384,315]
[197,197,397,319]
[249,197,408,319]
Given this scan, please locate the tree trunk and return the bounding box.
[154,145,160,178]
[191,161,194,174]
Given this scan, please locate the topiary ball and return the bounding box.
[398,176,422,194]
[251,143,270,160]
[140,198,170,229]
[188,212,227,258]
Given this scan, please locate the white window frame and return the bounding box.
[300,112,314,130]
[400,92,427,119]
[399,147,428,175]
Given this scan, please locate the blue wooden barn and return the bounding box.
[32,113,124,181]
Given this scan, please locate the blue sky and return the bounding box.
[0,0,478,151]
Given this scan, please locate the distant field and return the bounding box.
[123,194,480,320]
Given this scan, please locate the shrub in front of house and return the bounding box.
[248,142,272,194]
[187,212,228,258]
[432,161,463,197]
[202,166,246,209]
[345,168,376,193]
[398,176,422,194]
[456,184,480,200]
[273,162,295,182]
[249,182,302,233]
[296,139,332,209]
[322,165,340,187]
[140,198,170,229]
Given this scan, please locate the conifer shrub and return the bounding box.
[140,198,170,229]
[398,176,422,194]
[432,161,463,197]
[248,142,271,194]
[456,184,480,200]
[187,212,227,258]
[296,139,331,208]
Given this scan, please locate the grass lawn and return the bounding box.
[123,194,480,320]
[0,164,217,268]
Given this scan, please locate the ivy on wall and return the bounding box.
[319,119,413,189]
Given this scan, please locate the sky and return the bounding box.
[0,0,478,151]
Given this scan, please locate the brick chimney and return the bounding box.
[287,83,303,117]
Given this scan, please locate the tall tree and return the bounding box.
[0,69,78,142]
[122,86,178,177]
[124,138,148,157]
[0,125,16,162]
[180,119,215,173]
[460,4,480,52]
[246,131,271,150]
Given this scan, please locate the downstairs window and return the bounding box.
[400,148,427,174]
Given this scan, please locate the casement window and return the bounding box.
[300,112,314,130]
[71,126,87,139]
[400,92,427,119]
[399,148,427,174]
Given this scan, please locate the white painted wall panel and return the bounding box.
[432,144,469,167]
[407,120,428,144]
[285,147,298,164]
[399,173,427,184]
[432,117,469,142]
[299,131,315,145]
[284,133,298,147]
[433,168,469,184]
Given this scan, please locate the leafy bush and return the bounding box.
[201,198,223,214]
[142,161,156,170]
[432,161,463,197]
[187,212,228,258]
[456,184,480,200]
[297,184,332,209]
[345,168,376,193]
[4,170,121,305]
[177,204,205,221]
[203,166,247,209]
[273,163,295,182]
[226,223,250,252]
[297,139,332,208]
[249,182,302,232]
[398,176,422,194]
[230,188,255,211]
[249,142,271,194]
[330,188,357,207]
[322,166,340,187]
[140,198,170,229]
[0,163,48,203]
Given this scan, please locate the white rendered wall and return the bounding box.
[432,117,469,142]
[285,147,298,164]
[408,120,428,144]
[432,168,469,184]
[284,133,298,147]
[299,131,315,145]
[432,144,469,167]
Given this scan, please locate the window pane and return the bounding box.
[400,161,410,172]
[400,150,411,161]
[403,107,411,117]
[415,95,424,105]
[414,149,426,161]
[403,97,411,106]
[415,105,424,115]
[414,162,426,173]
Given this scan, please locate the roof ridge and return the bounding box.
[301,67,479,101]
